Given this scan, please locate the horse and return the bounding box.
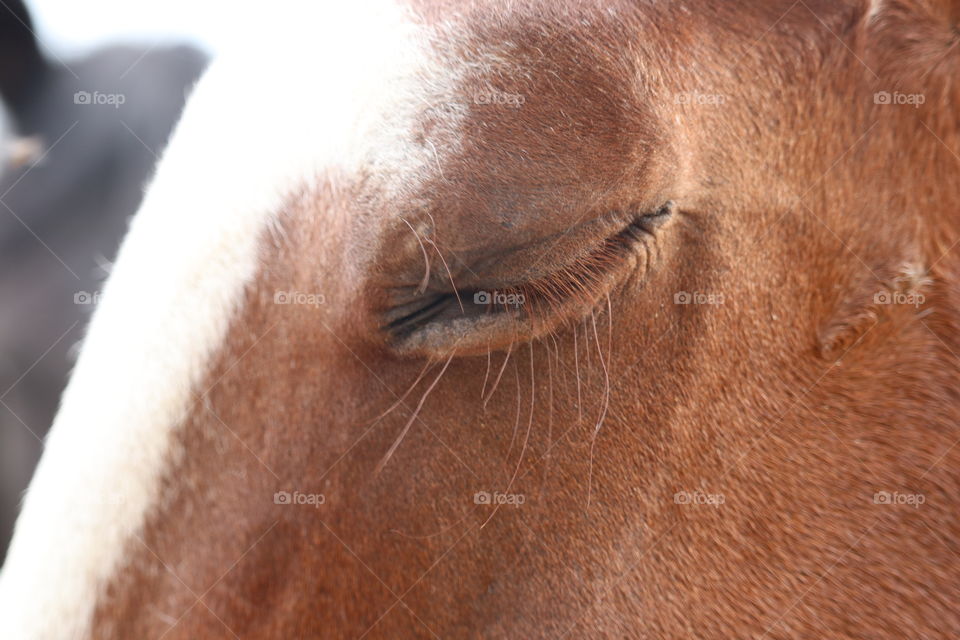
[0,0,206,561]
[2,0,959,637]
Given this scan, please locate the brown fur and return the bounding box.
[92,1,960,637]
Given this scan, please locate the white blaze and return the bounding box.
[0,2,452,637]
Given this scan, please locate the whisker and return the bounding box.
[426,238,464,313]
[481,348,492,399]
[587,309,611,510]
[573,324,583,426]
[483,343,536,528]
[548,333,562,386]
[541,339,556,494]
[399,217,431,295]
[483,342,513,408]
[507,361,522,456]
[606,293,614,370]
[369,358,433,426]
[583,317,593,372]
[388,510,472,540]
[375,349,456,474]
[545,340,555,454]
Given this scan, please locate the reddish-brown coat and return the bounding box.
[93,1,960,637]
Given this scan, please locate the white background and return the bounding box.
[27,0,325,58]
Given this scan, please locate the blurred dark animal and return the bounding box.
[0,0,206,561]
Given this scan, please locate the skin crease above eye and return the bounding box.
[390,201,677,356]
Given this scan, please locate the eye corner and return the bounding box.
[631,199,677,232]
[648,199,677,220]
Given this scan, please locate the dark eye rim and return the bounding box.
[384,200,677,341]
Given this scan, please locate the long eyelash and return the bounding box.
[490,225,645,330]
